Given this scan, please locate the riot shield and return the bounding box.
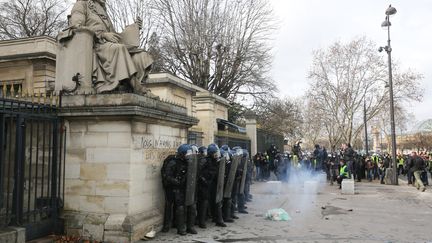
[223,155,240,198]
[185,154,198,206]
[239,156,248,194]
[215,157,226,203]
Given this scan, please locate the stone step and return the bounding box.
[27,235,57,243]
[0,227,25,243]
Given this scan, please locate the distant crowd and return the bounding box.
[251,141,430,192]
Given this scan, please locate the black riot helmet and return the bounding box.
[198,146,208,156]
[177,144,192,160]
[207,144,221,159]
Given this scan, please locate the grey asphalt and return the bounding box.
[140,175,432,243]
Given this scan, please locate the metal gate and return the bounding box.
[0,98,66,240]
[215,135,251,152]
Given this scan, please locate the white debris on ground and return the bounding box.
[265,208,291,221]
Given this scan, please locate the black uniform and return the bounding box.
[196,155,213,228]
[237,153,249,214]
[161,155,176,232]
[209,157,227,227]
[161,155,188,234]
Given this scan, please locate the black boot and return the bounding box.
[215,203,226,227]
[176,206,187,235]
[238,194,248,214]
[231,199,238,219]
[186,205,198,234]
[197,200,208,228]
[162,200,173,232]
[222,198,234,223]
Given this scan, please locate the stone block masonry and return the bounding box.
[60,93,198,242]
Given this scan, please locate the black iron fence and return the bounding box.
[0,97,66,240]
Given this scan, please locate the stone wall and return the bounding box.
[0,36,57,94]
[60,93,197,242]
[147,73,231,146]
[147,73,197,117]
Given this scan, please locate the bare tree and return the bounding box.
[152,0,277,101]
[0,0,69,40]
[374,103,410,150]
[301,99,325,149]
[106,0,160,50]
[254,97,303,139]
[306,37,423,148]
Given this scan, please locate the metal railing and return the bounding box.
[0,97,66,240]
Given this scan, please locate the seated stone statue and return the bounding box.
[57,0,153,94]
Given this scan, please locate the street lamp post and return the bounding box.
[363,100,369,156]
[380,5,398,185]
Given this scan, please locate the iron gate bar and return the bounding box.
[58,127,63,200]
[40,114,46,206]
[12,115,25,225]
[26,104,33,222]
[0,114,4,209]
[34,119,40,222]
[50,120,59,222]
[6,113,13,224]
[47,119,52,200]
[61,126,66,201]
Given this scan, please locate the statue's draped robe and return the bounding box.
[70,0,153,93]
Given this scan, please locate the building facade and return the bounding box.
[0,36,57,95]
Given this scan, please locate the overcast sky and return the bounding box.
[269,0,432,124]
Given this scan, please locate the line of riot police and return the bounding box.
[160,144,253,235]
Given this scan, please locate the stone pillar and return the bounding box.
[60,93,198,242]
[193,93,217,146]
[245,113,257,156]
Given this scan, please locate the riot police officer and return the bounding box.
[238,149,249,214]
[245,150,254,202]
[221,145,241,223]
[161,153,176,233]
[196,146,210,228]
[160,144,196,235]
[185,145,199,234]
[207,144,227,227]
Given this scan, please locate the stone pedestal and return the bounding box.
[341,179,355,195]
[59,93,198,242]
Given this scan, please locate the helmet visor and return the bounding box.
[214,150,221,159]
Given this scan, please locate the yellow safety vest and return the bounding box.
[340,165,348,177]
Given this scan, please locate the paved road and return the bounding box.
[141,175,432,243]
